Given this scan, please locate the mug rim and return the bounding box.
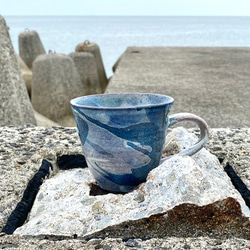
[70,93,174,110]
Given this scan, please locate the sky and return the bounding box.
[0,0,250,16]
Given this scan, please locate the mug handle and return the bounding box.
[161,113,209,162]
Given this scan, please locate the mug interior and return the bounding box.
[71,93,174,109]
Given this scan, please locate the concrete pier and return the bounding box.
[107,47,250,128]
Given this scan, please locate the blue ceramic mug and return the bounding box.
[70,93,209,193]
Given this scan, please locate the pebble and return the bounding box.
[87,238,103,245]
[16,159,26,165]
[183,244,191,249]
[125,239,142,248]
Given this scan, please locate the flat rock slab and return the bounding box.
[14,128,250,239]
[0,126,250,248]
[107,47,250,128]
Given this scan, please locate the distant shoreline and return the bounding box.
[3,15,250,17]
[5,15,250,78]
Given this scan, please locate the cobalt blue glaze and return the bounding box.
[71,93,173,193]
[71,93,209,193]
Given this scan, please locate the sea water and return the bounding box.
[4,16,250,77]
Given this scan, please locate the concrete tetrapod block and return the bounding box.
[18,30,46,69]
[75,41,108,92]
[34,110,60,127]
[69,52,102,95]
[14,128,250,239]
[31,53,83,126]
[16,53,33,98]
[0,15,36,126]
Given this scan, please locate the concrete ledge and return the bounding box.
[0,125,249,248]
[107,47,250,128]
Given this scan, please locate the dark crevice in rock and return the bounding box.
[224,163,250,208]
[57,154,87,170]
[218,157,224,164]
[1,160,52,235]
[88,183,112,196]
[88,182,126,196]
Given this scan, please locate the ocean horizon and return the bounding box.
[4,15,250,77]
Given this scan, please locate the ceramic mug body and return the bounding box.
[71,93,208,193]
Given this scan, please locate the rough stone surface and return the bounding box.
[0,125,82,232]
[13,128,250,239]
[18,30,46,69]
[16,53,33,97]
[0,15,36,127]
[107,47,250,128]
[75,42,108,92]
[0,126,250,248]
[32,53,83,126]
[69,52,102,95]
[1,235,250,250]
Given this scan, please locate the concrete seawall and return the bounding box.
[107,47,250,128]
